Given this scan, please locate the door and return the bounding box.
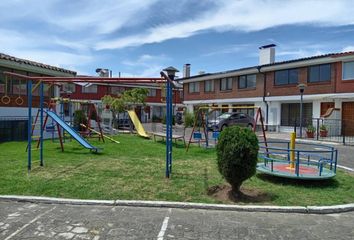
[342,102,354,136]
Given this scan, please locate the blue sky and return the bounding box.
[1,0,354,77]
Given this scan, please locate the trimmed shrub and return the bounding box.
[216,126,259,197]
[184,110,194,127]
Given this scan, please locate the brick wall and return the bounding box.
[68,85,183,104]
[184,74,264,101]
[335,61,354,93]
[265,64,335,97]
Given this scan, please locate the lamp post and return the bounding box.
[297,83,306,138]
[162,66,179,178]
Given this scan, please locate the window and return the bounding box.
[342,61,354,80]
[232,104,255,116]
[238,74,257,89]
[189,82,200,93]
[82,84,97,93]
[147,88,157,97]
[281,103,313,126]
[220,77,233,91]
[0,67,11,94]
[275,69,299,85]
[204,80,214,92]
[62,83,75,93]
[110,86,125,95]
[308,64,331,83]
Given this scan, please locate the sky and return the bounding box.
[1,0,354,77]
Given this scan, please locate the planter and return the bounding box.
[320,130,328,137]
[306,131,315,138]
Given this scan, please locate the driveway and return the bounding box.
[1,201,353,240]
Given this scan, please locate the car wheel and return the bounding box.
[221,124,227,131]
[247,123,253,130]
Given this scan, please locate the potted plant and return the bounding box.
[320,125,328,137]
[306,125,315,138]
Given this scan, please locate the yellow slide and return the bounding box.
[127,110,150,138]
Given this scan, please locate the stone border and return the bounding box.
[1,195,354,214]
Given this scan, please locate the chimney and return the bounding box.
[259,44,276,65]
[183,64,191,78]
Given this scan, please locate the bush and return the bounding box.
[73,110,88,131]
[184,110,194,127]
[161,115,175,125]
[216,126,259,197]
[152,115,161,123]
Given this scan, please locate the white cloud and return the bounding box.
[95,0,354,50]
[120,54,169,77]
[0,28,93,70]
[342,46,354,52]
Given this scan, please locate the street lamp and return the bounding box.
[162,66,179,178]
[297,83,306,138]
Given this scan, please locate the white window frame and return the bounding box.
[147,88,157,97]
[204,80,214,92]
[82,84,97,93]
[220,77,233,91]
[189,82,200,93]
[342,61,354,80]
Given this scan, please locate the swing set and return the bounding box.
[3,71,169,172]
[186,106,268,151]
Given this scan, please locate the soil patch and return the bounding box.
[207,184,272,203]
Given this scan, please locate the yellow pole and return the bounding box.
[289,132,296,169]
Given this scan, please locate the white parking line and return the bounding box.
[4,206,56,240]
[157,208,171,240]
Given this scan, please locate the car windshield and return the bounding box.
[217,113,232,119]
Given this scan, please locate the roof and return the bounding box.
[0,52,76,75]
[178,51,354,81]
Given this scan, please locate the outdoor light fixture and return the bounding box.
[163,66,179,78]
[297,83,307,138]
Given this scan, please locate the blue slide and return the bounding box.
[45,110,100,152]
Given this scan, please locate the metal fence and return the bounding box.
[297,118,354,145]
[0,117,28,142]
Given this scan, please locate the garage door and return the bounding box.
[342,102,354,136]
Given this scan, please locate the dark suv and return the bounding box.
[208,112,255,131]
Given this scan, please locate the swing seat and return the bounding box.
[193,132,202,140]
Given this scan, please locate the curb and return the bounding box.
[1,195,354,214]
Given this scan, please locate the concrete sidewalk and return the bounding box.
[1,200,354,240]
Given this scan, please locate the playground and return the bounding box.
[1,134,354,206]
[0,70,354,206]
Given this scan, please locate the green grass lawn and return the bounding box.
[0,134,354,206]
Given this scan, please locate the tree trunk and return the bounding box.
[230,183,244,199]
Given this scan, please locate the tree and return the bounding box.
[216,126,259,198]
[101,88,149,127]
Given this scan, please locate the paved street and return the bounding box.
[1,201,354,240]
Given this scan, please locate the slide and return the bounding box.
[127,110,150,138]
[45,110,100,152]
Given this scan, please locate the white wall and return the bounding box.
[312,100,321,119]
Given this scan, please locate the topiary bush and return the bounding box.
[216,126,259,198]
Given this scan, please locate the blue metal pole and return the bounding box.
[165,80,170,178]
[168,80,173,173]
[40,82,44,166]
[27,80,32,171]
